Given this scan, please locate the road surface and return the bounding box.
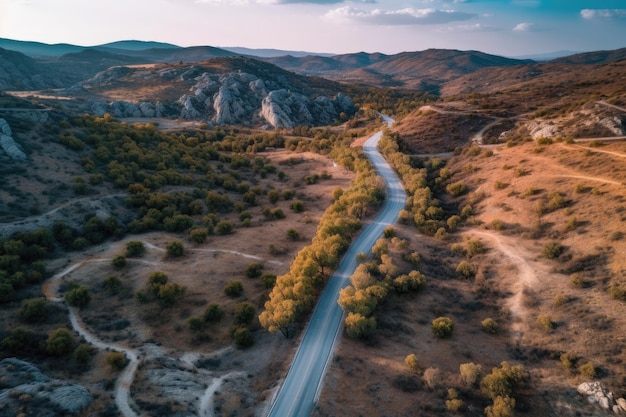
[267,116,406,417]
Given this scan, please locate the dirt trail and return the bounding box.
[467,230,539,339]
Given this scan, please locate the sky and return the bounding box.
[1,0,625,56]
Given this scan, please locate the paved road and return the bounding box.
[267,116,406,417]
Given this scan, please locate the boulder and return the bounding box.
[0,118,13,136]
[618,398,626,412]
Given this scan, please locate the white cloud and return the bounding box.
[513,22,534,32]
[196,0,372,4]
[580,9,626,20]
[324,6,475,25]
[439,23,499,32]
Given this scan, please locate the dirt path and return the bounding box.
[466,230,539,339]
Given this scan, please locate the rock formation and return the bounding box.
[0,118,27,160]
[0,358,92,414]
[577,381,626,414]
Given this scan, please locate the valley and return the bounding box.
[0,38,625,417]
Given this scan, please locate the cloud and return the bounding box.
[513,22,534,32]
[324,6,475,25]
[580,9,626,20]
[439,23,499,32]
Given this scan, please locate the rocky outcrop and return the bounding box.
[0,118,27,160]
[577,381,626,414]
[0,358,92,415]
[77,61,355,128]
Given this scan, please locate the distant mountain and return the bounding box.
[0,47,76,89]
[551,47,626,64]
[95,40,181,51]
[222,46,334,58]
[0,38,84,57]
[512,50,580,61]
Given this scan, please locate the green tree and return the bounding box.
[233,327,254,347]
[261,273,277,289]
[65,286,91,309]
[204,303,224,322]
[485,396,516,417]
[234,302,256,325]
[190,228,208,244]
[224,281,244,297]
[245,263,263,278]
[432,316,454,338]
[125,241,145,257]
[166,240,185,257]
[44,327,75,356]
[215,220,234,235]
[111,255,127,269]
[187,316,205,333]
[18,297,48,323]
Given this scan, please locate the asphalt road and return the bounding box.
[267,117,406,417]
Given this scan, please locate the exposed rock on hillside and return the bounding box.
[0,358,92,415]
[0,118,27,160]
[75,59,354,127]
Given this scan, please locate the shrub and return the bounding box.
[538,314,554,332]
[456,261,476,278]
[404,354,421,372]
[166,240,185,257]
[190,228,208,244]
[485,396,516,417]
[481,318,498,334]
[18,297,48,323]
[261,273,277,289]
[290,200,305,213]
[111,255,127,269]
[542,242,564,259]
[459,362,482,386]
[423,367,442,389]
[446,181,467,197]
[157,282,187,307]
[560,352,574,369]
[447,215,461,231]
[344,312,376,339]
[215,220,234,235]
[65,286,90,309]
[465,238,486,258]
[44,327,75,356]
[73,343,94,365]
[103,275,122,295]
[578,361,596,378]
[187,316,205,333]
[446,389,464,412]
[286,228,300,241]
[569,273,587,288]
[125,241,145,257]
[233,327,254,347]
[106,352,128,370]
[148,272,168,295]
[609,285,626,301]
[234,302,256,325]
[245,262,263,278]
[204,303,224,322]
[224,281,244,297]
[432,317,454,338]
[480,361,524,400]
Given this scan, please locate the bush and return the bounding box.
[286,228,300,241]
[233,327,254,347]
[44,327,75,356]
[432,317,454,338]
[1,327,41,354]
[204,303,224,322]
[423,367,442,389]
[480,361,524,400]
[166,240,185,257]
[578,361,596,378]
[18,297,48,323]
[234,302,256,325]
[290,200,305,213]
[157,282,187,307]
[103,275,122,295]
[446,181,467,197]
[187,316,205,333]
[65,286,90,309]
[125,241,145,257]
[404,354,421,372]
[215,220,234,235]
[569,273,587,288]
[538,314,554,332]
[245,262,263,278]
[111,255,127,269]
[344,312,376,339]
[261,273,277,289]
[456,261,476,278]
[481,317,498,334]
[609,285,626,301]
[459,362,482,386]
[148,272,168,294]
[485,396,516,417]
[542,242,564,259]
[190,228,208,244]
[224,281,244,297]
[73,343,94,365]
[106,352,128,370]
[446,389,464,412]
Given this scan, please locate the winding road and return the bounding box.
[267,115,406,417]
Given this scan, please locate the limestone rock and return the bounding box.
[618,398,626,412]
[110,100,142,118]
[578,381,617,411]
[0,118,27,160]
[0,358,91,415]
[0,118,13,136]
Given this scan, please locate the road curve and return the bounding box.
[267,116,406,417]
